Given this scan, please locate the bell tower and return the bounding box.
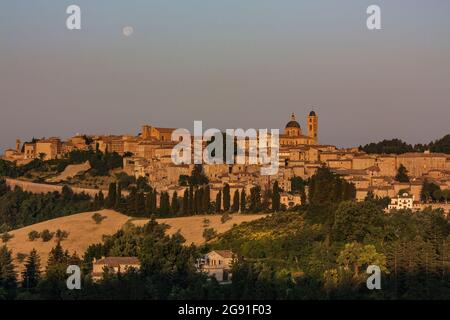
[307,110,318,144]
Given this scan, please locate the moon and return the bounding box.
[122,26,134,37]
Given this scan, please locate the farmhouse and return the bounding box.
[92,256,141,281]
[198,250,235,282]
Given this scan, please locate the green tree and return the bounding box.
[442,189,450,203]
[47,242,68,269]
[107,182,117,208]
[240,189,247,213]
[115,183,122,209]
[92,212,106,224]
[1,232,13,243]
[332,201,384,242]
[202,185,211,213]
[0,245,17,294]
[171,191,180,215]
[188,186,194,214]
[232,189,240,212]
[28,230,40,241]
[395,164,410,183]
[433,189,442,203]
[249,186,262,212]
[215,191,222,213]
[421,180,441,202]
[271,181,281,212]
[145,190,154,216]
[22,249,41,289]
[203,228,218,241]
[159,192,171,216]
[182,189,189,215]
[98,190,105,208]
[223,184,231,212]
[40,229,54,242]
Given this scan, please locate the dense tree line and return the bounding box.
[211,204,450,299]
[1,165,449,299]
[0,149,123,179]
[0,179,92,231]
[359,134,450,154]
[0,221,216,300]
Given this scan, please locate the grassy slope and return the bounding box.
[6,210,266,272]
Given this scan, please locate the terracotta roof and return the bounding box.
[156,127,176,133]
[212,250,234,259]
[398,152,448,158]
[94,257,140,267]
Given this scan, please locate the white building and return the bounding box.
[198,250,235,282]
[388,193,421,211]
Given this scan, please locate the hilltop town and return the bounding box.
[2,111,450,212]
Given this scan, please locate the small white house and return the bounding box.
[198,250,235,282]
[388,193,421,211]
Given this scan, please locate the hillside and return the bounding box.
[132,214,267,245]
[46,161,91,183]
[6,210,266,272]
[7,210,130,272]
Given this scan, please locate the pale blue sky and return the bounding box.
[1,0,450,151]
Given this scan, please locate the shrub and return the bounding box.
[92,212,107,224]
[202,228,218,242]
[40,229,54,242]
[28,230,40,241]
[221,213,232,224]
[1,232,13,243]
[16,252,28,263]
[55,229,69,241]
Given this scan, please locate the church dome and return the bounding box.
[285,113,301,128]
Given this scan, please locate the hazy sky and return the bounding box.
[1,0,450,151]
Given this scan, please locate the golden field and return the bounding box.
[6,210,265,272]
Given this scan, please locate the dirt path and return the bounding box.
[5,178,107,197]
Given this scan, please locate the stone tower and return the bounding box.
[307,110,318,144]
[16,139,21,152]
[141,125,152,140]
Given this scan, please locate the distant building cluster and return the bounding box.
[3,111,450,210]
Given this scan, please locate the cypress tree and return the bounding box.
[182,189,189,215]
[93,194,99,210]
[98,190,105,208]
[223,184,231,212]
[196,188,204,214]
[215,190,222,213]
[202,185,211,213]
[0,245,17,293]
[115,183,122,209]
[145,190,153,216]
[22,249,41,289]
[188,185,194,214]
[135,192,146,216]
[232,189,240,212]
[240,189,247,213]
[272,181,281,212]
[107,182,117,208]
[47,242,68,269]
[171,191,180,215]
[159,192,171,216]
[250,186,262,212]
[151,189,157,213]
